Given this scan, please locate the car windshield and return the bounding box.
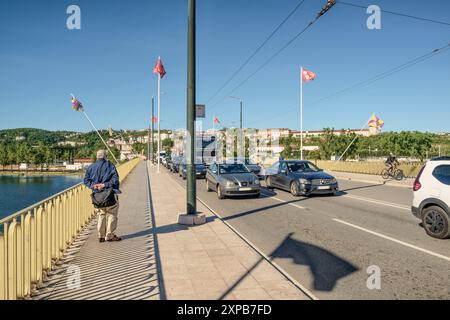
[287,162,320,173]
[234,158,256,165]
[218,164,250,174]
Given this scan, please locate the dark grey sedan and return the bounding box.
[206,163,261,199]
[265,160,339,196]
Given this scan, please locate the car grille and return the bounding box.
[311,179,333,185]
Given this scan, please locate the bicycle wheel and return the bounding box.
[393,169,404,181]
[381,169,390,180]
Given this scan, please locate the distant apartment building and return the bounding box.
[57,141,87,147]
[291,128,377,138]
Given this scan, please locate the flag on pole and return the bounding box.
[213,117,220,124]
[368,115,385,128]
[152,116,158,123]
[301,68,316,82]
[153,57,166,79]
[71,95,84,111]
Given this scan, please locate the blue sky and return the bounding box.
[0,0,449,133]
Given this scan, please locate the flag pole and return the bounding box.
[70,94,119,164]
[337,113,374,161]
[151,96,155,165]
[157,60,161,173]
[82,111,120,165]
[300,66,304,160]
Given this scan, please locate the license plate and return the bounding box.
[239,187,252,191]
[317,186,330,190]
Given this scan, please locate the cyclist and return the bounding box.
[385,152,399,174]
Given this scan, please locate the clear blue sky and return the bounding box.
[0,0,449,133]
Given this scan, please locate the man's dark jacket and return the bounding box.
[84,159,120,193]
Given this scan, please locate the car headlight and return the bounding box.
[331,178,337,184]
[225,181,235,187]
[299,178,311,184]
[254,179,260,185]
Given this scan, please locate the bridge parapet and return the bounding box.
[0,157,141,300]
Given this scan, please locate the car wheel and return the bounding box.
[217,185,225,199]
[265,176,274,189]
[290,181,301,196]
[422,206,450,239]
[206,179,212,192]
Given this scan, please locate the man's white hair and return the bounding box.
[97,149,107,159]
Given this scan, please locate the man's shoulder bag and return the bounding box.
[90,161,117,209]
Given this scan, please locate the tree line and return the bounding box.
[280,129,448,161]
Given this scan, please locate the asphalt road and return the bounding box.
[167,169,450,300]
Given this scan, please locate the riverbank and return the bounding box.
[0,170,84,176]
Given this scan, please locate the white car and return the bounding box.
[412,157,450,239]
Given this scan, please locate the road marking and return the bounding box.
[333,218,450,262]
[197,196,318,300]
[341,194,410,211]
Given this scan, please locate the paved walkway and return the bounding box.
[34,162,159,300]
[148,163,309,300]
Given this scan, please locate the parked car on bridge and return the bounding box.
[179,159,207,180]
[233,157,262,178]
[206,162,261,199]
[412,156,450,239]
[169,155,183,173]
[265,160,338,196]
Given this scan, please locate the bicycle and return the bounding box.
[381,165,404,181]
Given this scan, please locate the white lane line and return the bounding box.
[341,194,410,211]
[333,218,450,262]
[197,197,318,300]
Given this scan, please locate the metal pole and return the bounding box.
[240,99,243,157]
[157,72,161,173]
[186,0,197,214]
[81,110,119,165]
[151,96,155,164]
[300,66,303,160]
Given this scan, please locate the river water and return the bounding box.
[0,175,84,221]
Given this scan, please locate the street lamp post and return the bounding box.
[150,96,154,163]
[178,0,205,226]
[230,96,244,157]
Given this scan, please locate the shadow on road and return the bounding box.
[270,233,359,292]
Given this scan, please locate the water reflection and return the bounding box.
[0,175,83,220]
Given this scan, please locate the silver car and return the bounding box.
[206,162,261,199]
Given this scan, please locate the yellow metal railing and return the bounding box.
[0,157,140,300]
[314,160,422,178]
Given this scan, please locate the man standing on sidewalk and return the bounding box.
[84,150,122,243]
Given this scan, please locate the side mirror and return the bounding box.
[318,169,324,172]
[280,169,287,175]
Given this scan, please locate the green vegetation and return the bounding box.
[281,129,449,161]
[0,128,121,168]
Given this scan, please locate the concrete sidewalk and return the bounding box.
[148,163,309,300]
[327,170,414,189]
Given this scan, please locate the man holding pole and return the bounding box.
[84,150,122,243]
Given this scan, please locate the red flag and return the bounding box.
[152,116,158,123]
[153,57,166,79]
[213,117,220,124]
[301,68,316,82]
